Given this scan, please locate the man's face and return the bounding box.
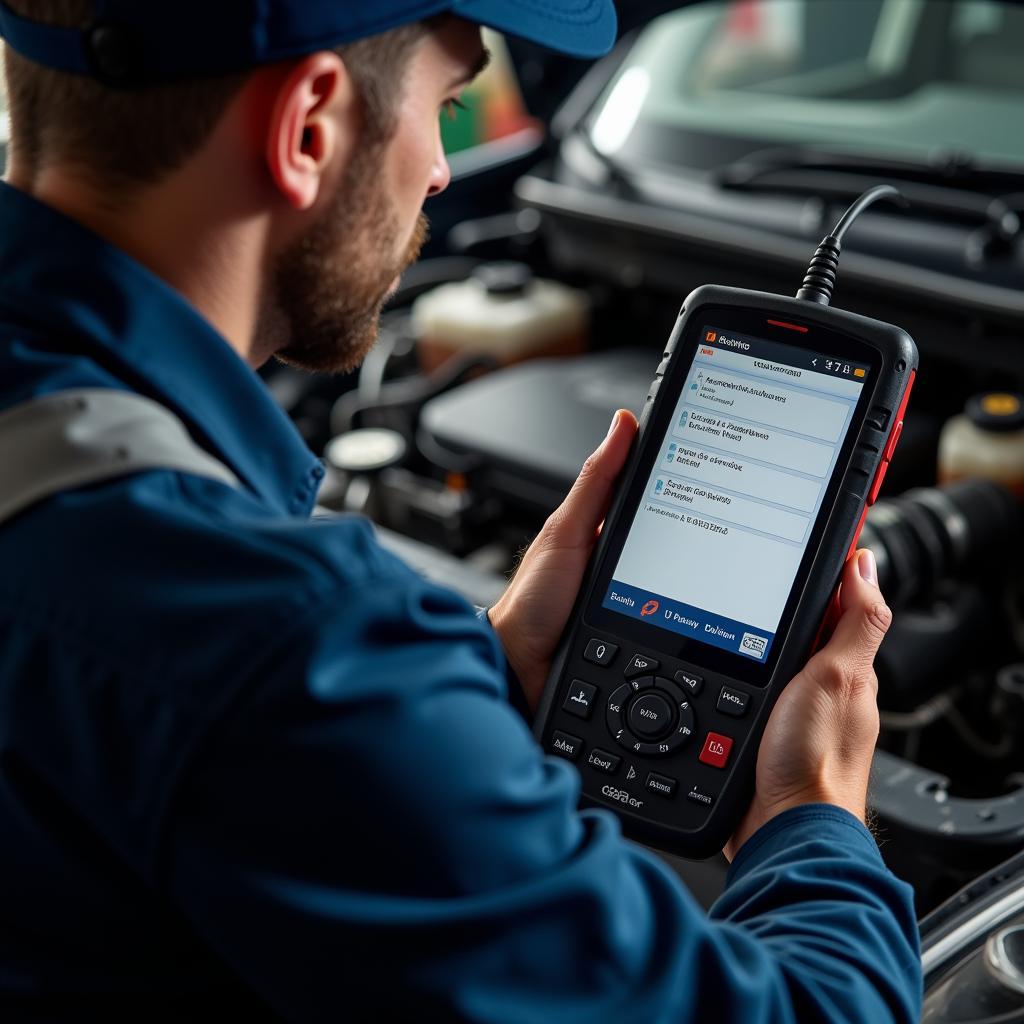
[269,19,488,374]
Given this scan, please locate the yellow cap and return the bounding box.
[981,393,1021,417]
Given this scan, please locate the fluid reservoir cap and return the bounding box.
[966,392,1024,433]
[472,261,533,297]
[325,428,407,474]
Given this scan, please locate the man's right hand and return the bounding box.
[725,549,892,861]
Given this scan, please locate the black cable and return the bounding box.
[796,184,905,305]
[831,184,903,242]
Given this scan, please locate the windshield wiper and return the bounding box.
[717,144,1024,191]
[714,145,1023,243]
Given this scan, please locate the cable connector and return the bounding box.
[796,184,905,306]
[796,234,841,305]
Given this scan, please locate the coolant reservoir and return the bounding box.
[939,392,1024,497]
[411,262,589,373]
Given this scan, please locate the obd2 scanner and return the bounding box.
[534,187,918,857]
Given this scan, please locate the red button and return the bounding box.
[884,419,904,462]
[868,459,890,505]
[699,732,733,769]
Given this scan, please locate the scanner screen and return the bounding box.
[602,327,868,662]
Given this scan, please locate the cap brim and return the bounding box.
[453,0,617,58]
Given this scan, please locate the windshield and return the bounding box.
[590,0,1024,170]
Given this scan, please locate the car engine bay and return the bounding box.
[271,235,1023,914]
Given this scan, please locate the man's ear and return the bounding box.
[264,51,356,211]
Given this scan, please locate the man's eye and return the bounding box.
[441,97,469,121]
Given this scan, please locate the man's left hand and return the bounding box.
[488,409,638,713]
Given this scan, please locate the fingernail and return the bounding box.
[606,410,621,438]
[858,549,878,586]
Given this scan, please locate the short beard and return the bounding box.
[264,143,429,375]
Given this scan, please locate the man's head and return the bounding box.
[1,2,614,371]
[263,18,490,374]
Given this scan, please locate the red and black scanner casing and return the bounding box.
[533,284,918,858]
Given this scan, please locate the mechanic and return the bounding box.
[0,1,921,1021]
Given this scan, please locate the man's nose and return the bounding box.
[426,150,451,198]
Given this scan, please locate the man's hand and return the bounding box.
[488,410,638,712]
[725,548,892,860]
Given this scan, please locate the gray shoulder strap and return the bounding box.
[0,388,240,526]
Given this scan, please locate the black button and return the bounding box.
[606,685,629,746]
[625,736,666,757]
[717,685,749,717]
[550,731,583,761]
[583,638,618,666]
[88,24,139,84]
[587,748,621,775]
[626,674,655,693]
[625,653,660,678]
[563,680,597,719]
[665,698,696,753]
[675,670,704,696]
[628,692,673,738]
[607,684,631,714]
[646,772,678,797]
[687,787,715,807]
[654,676,686,705]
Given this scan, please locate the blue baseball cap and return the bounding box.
[0,1,618,86]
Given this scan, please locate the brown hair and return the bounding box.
[2,1,430,193]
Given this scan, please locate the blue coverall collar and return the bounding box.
[0,181,324,517]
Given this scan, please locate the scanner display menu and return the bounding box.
[602,327,867,662]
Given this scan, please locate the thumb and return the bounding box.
[823,549,893,676]
[547,409,637,550]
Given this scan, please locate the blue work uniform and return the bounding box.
[0,182,922,1022]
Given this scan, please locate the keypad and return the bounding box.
[553,638,756,821]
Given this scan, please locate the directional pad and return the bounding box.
[606,676,697,757]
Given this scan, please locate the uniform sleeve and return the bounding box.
[162,574,921,1023]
